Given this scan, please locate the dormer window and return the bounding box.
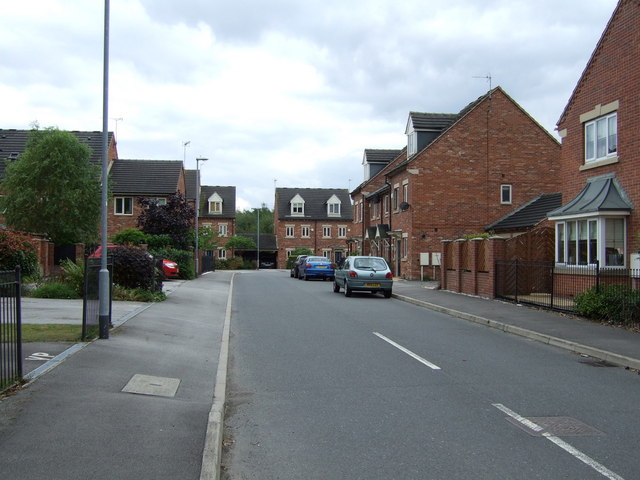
[407,131,417,156]
[327,194,341,217]
[208,192,223,214]
[290,194,305,216]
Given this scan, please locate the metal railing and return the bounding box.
[0,267,22,392]
[495,260,640,320]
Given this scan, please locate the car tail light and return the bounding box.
[305,263,312,268]
[330,263,335,269]
[348,270,358,278]
[385,272,393,279]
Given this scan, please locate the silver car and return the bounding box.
[333,256,393,298]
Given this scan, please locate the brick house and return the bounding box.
[198,185,236,260]
[548,0,639,270]
[274,187,353,267]
[353,87,562,280]
[108,159,186,235]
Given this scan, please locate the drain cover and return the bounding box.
[507,416,605,437]
[122,374,180,398]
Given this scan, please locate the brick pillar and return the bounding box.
[441,240,450,290]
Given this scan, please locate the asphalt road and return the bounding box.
[222,270,640,479]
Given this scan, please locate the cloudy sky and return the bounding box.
[0,0,618,210]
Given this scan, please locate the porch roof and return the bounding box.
[547,174,632,219]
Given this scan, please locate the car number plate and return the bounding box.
[365,283,380,287]
[317,265,326,268]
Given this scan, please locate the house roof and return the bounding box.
[486,193,562,232]
[0,128,115,179]
[362,149,402,165]
[405,112,459,134]
[547,174,633,219]
[276,187,353,221]
[556,1,631,127]
[199,185,236,218]
[184,169,198,201]
[110,159,183,195]
[238,233,278,251]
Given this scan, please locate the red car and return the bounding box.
[89,245,179,279]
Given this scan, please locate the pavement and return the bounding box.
[1,271,639,479]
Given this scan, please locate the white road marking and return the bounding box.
[373,332,441,370]
[493,403,625,480]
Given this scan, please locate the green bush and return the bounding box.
[575,284,640,325]
[112,284,166,302]
[0,230,39,278]
[151,248,194,279]
[60,258,85,296]
[112,228,149,246]
[145,234,173,250]
[30,281,80,299]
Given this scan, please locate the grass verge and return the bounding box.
[22,324,92,343]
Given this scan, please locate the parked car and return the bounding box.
[259,260,275,269]
[89,245,179,279]
[298,256,335,281]
[290,255,308,278]
[333,256,393,298]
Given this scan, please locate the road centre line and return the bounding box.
[493,403,625,480]
[373,332,441,370]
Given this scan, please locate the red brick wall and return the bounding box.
[556,0,640,258]
[390,88,561,280]
[275,219,352,267]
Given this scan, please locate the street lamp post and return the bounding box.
[195,157,208,276]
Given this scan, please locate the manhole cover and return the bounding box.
[122,374,181,398]
[507,416,605,437]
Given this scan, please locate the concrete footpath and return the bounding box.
[0,272,233,480]
[2,271,640,480]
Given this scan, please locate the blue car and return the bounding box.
[298,256,335,281]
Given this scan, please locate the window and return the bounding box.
[322,226,331,238]
[322,249,331,259]
[114,197,133,215]
[338,226,347,238]
[218,224,228,237]
[290,194,305,216]
[285,225,294,237]
[402,235,408,259]
[408,131,417,156]
[285,249,294,258]
[208,192,223,214]
[384,195,389,215]
[555,217,625,266]
[301,226,310,238]
[403,183,408,203]
[371,201,378,219]
[218,248,227,260]
[393,187,399,211]
[153,197,167,206]
[585,112,617,163]
[501,185,512,205]
[327,195,341,216]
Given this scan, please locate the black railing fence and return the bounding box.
[495,260,640,322]
[0,267,22,392]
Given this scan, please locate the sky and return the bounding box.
[0,0,619,211]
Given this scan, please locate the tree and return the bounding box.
[224,235,257,251]
[136,192,194,250]
[235,205,274,234]
[1,127,101,244]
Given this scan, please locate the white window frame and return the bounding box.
[408,131,417,156]
[217,248,227,260]
[285,225,295,238]
[322,249,331,259]
[301,225,310,238]
[218,223,228,237]
[338,226,347,238]
[585,112,617,164]
[114,196,133,215]
[501,184,512,205]
[322,225,331,238]
[555,216,626,267]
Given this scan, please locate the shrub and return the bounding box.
[145,234,173,250]
[112,228,149,246]
[151,248,194,279]
[112,284,166,302]
[30,281,80,299]
[109,246,156,290]
[575,284,640,325]
[60,258,85,296]
[0,230,39,278]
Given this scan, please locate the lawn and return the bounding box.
[21,324,93,343]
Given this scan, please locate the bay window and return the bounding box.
[555,216,625,267]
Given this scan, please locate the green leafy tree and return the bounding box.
[0,229,39,277]
[224,235,256,250]
[136,192,194,250]
[235,205,274,234]
[198,225,219,251]
[1,127,101,244]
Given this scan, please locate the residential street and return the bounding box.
[222,271,640,479]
